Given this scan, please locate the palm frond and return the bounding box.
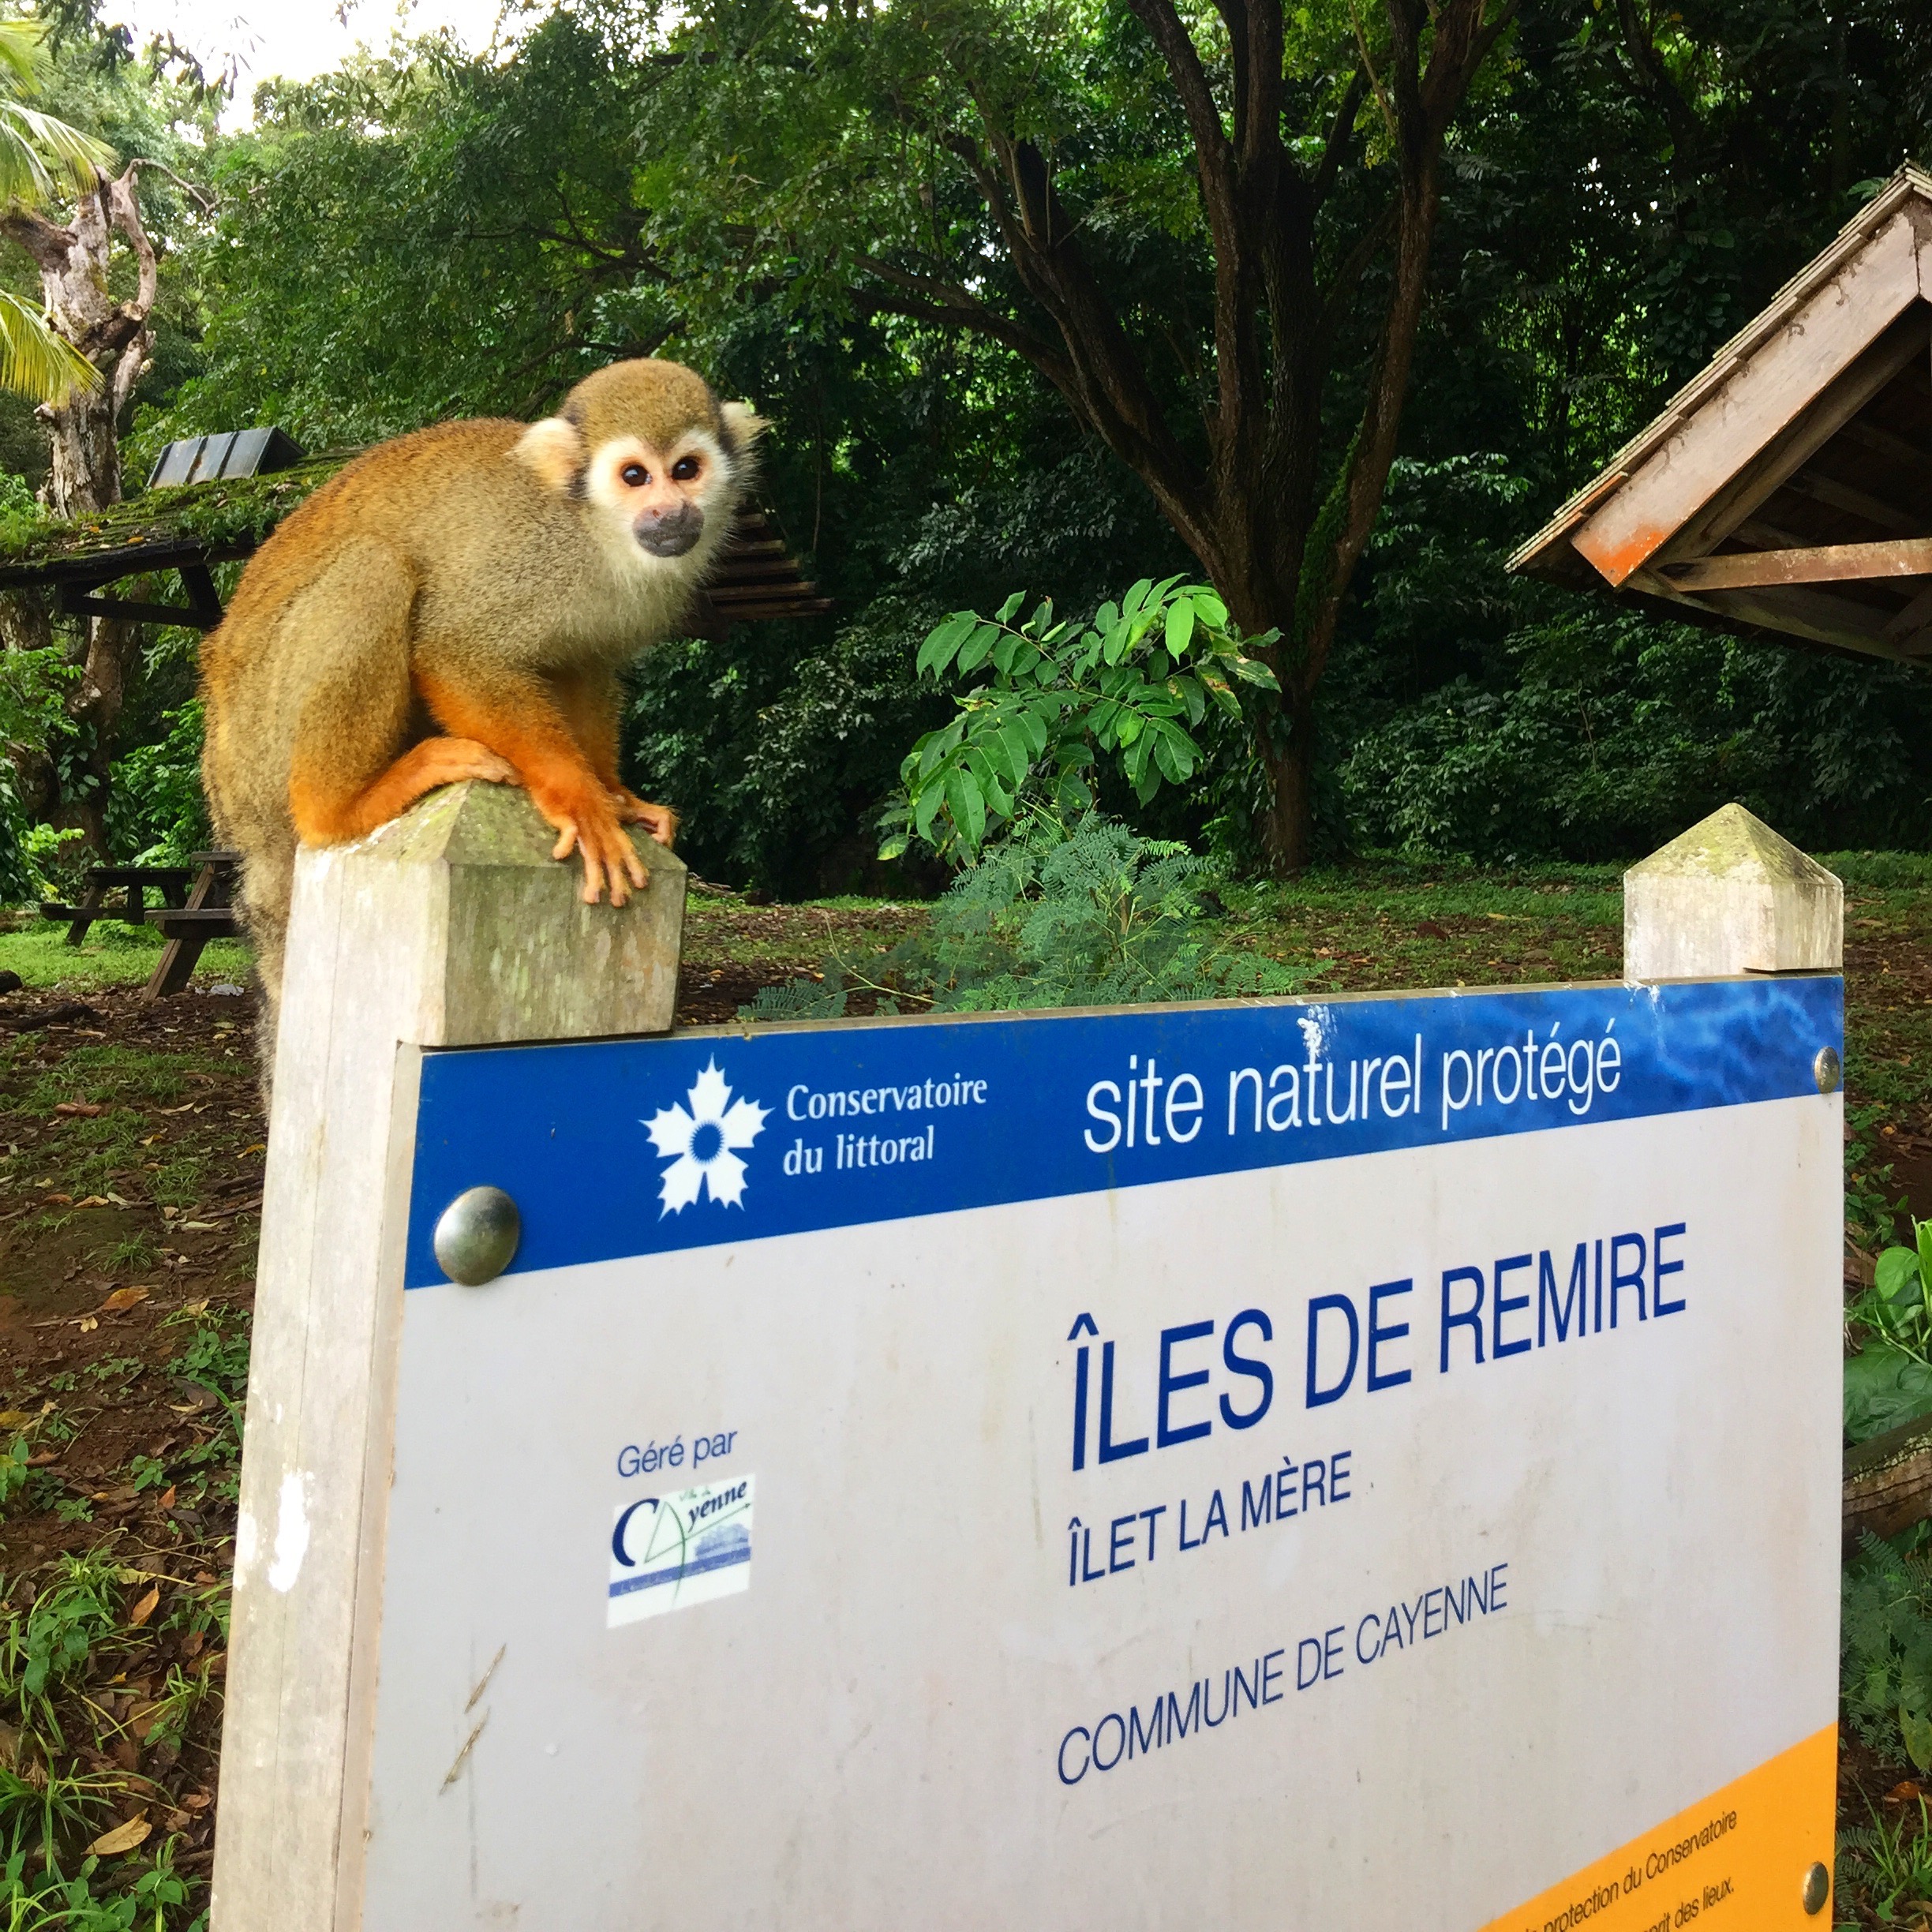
[0,290,96,402]
[0,99,111,202]
[0,18,41,94]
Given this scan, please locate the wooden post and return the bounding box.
[1623,801,1843,980]
[211,781,686,1930]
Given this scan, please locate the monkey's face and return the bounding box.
[583,431,732,562]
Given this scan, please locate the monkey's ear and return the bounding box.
[721,401,769,451]
[514,416,587,493]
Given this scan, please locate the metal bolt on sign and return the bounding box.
[433,1185,521,1286]
[1800,1860,1829,1914]
[1814,1046,1842,1095]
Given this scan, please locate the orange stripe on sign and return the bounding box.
[1481,1725,1837,1932]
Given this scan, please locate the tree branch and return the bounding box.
[1309,67,1372,208]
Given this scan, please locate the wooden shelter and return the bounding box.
[0,451,831,634]
[1510,164,1932,662]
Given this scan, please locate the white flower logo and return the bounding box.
[645,1060,769,1215]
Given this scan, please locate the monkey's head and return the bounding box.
[515,358,766,567]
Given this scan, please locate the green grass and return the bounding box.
[0,924,253,990]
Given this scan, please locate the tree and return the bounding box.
[0,16,110,407]
[646,0,1519,869]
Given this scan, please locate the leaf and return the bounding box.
[1162,674,1204,726]
[1190,591,1229,627]
[87,1817,151,1859]
[877,832,909,861]
[127,1583,159,1627]
[1904,1703,1932,1776]
[918,612,975,677]
[995,590,1026,622]
[1879,1246,1924,1313]
[1164,599,1196,659]
[1230,654,1279,691]
[946,765,987,854]
[991,629,1020,675]
[1120,578,1153,616]
[996,723,1035,788]
[100,1286,148,1314]
[1093,601,1119,632]
[957,623,1001,674]
[1845,1342,1932,1443]
[914,784,945,842]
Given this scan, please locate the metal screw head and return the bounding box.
[433,1185,520,1286]
[1801,1860,1830,1914]
[1814,1046,1842,1095]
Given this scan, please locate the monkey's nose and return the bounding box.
[634,503,703,558]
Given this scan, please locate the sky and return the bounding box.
[99,0,512,111]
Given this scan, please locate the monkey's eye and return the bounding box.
[620,462,650,487]
[671,455,702,482]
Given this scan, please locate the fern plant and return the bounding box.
[1844,1530,1932,1772]
[743,812,1320,1021]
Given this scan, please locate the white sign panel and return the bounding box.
[358,979,1841,1929]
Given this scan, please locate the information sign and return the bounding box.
[354,977,1841,1928]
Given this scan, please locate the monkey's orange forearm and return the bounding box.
[290,736,514,845]
[416,671,602,799]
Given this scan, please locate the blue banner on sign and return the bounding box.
[403,977,1840,1287]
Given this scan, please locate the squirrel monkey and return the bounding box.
[200,357,764,1030]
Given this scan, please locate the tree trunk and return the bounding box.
[1260,713,1315,873]
[0,163,162,849]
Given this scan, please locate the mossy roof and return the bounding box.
[0,454,353,587]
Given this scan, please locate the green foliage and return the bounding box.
[744,812,1320,1020]
[1846,1221,1932,1443]
[1838,1794,1932,1925]
[1844,1532,1932,1774]
[107,699,208,865]
[0,1842,200,1930]
[887,582,1279,864]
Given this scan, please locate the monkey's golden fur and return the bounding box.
[200,358,761,1048]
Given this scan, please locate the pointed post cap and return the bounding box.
[1623,803,1840,980]
[292,779,687,1048]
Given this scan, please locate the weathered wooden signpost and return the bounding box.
[212,788,1844,1930]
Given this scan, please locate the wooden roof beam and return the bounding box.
[1779,465,1928,534]
[1661,535,1932,592]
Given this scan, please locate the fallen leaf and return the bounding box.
[53,1101,103,1118]
[104,1192,130,1208]
[242,1142,265,1155]
[75,1314,99,1332]
[100,1286,148,1313]
[180,1297,208,1316]
[73,1195,108,1209]
[86,1816,150,1858]
[181,1791,212,1810]
[156,1485,176,1511]
[178,1220,216,1231]
[1888,1780,1925,1804]
[43,1193,71,1204]
[126,1584,160,1628]
[0,1410,32,1428]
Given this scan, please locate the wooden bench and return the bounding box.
[41,864,197,944]
[34,849,249,998]
[140,851,243,1000]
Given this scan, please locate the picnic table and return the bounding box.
[39,850,244,1000]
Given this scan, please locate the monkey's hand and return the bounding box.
[533,781,652,907]
[607,788,679,848]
